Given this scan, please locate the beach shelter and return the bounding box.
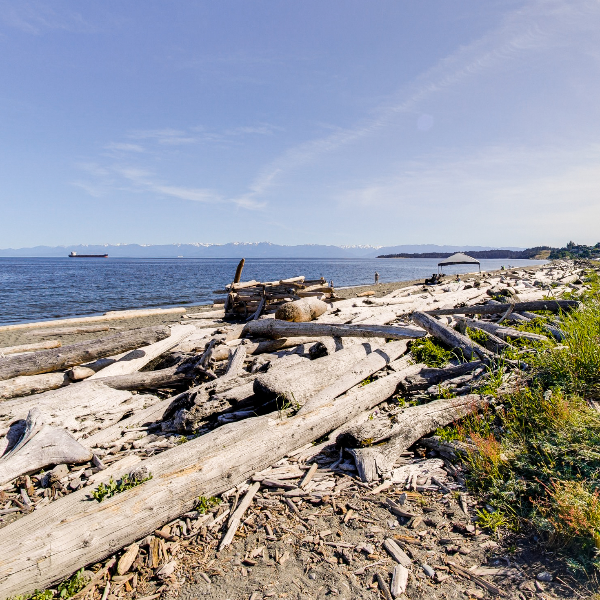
[438,252,480,274]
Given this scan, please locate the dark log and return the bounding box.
[0,326,171,382]
[233,258,245,284]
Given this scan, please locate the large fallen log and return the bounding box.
[411,312,491,361]
[0,372,71,400]
[253,342,383,404]
[243,319,426,341]
[0,308,186,333]
[456,317,549,343]
[99,366,193,391]
[211,336,330,361]
[338,394,486,481]
[0,326,171,381]
[425,299,579,316]
[0,364,416,597]
[298,341,409,414]
[88,325,194,379]
[26,325,112,336]
[0,340,61,356]
[274,297,328,322]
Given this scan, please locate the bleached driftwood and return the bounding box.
[456,317,549,343]
[402,361,484,392]
[298,341,409,414]
[0,372,71,401]
[0,308,186,333]
[243,320,426,341]
[0,340,61,356]
[338,395,486,481]
[274,298,328,322]
[426,299,578,316]
[88,325,195,379]
[0,326,171,381]
[26,325,112,336]
[253,342,383,404]
[0,382,159,445]
[0,409,92,485]
[411,312,492,361]
[0,364,413,597]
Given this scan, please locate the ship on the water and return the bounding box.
[68,252,108,258]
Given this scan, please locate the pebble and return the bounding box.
[422,563,435,578]
[308,572,317,580]
[536,571,553,582]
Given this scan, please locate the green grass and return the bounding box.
[196,495,221,514]
[91,472,153,502]
[409,336,459,368]
[443,270,600,574]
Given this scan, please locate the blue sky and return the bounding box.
[1,0,599,248]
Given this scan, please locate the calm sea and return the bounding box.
[0,257,546,325]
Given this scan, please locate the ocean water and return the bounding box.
[0,257,546,325]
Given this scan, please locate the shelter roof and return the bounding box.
[438,252,480,266]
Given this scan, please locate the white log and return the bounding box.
[219,481,261,550]
[254,342,383,404]
[0,340,61,356]
[298,341,409,414]
[0,372,71,400]
[0,382,158,446]
[274,297,328,322]
[391,564,409,597]
[0,327,171,381]
[0,308,186,333]
[243,320,426,341]
[88,325,195,379]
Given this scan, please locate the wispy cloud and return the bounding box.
[332,143,600,245]
[128,128,197,146]
[73,161,265,210]
[0,1,90,34]
[232,0,600,207]
[103,142,145,154]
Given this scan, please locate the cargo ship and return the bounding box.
[68,252,109,258]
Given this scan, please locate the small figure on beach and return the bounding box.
[375,272,380,285]
[455,274,461,282]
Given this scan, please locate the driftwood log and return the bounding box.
[0,382,159,444]
[0,308,185,333]
[338,394,486,481]
[0,409,93,485]
[0,364,416,597]
[0,340,62,356]
[274,298,328,322]
[253,342,383,404]
[88,325,194,380]
[456,317,549,343]
[0,372,71,400]
[0,326,171,381]
[243,320,426,341]
[298,342,409,414]
[426,299,578,316]
[26,325,113,336]
[411,312,492,361]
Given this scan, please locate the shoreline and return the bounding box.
[0,264,543,349]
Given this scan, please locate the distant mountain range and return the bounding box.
[0,242,525,259]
